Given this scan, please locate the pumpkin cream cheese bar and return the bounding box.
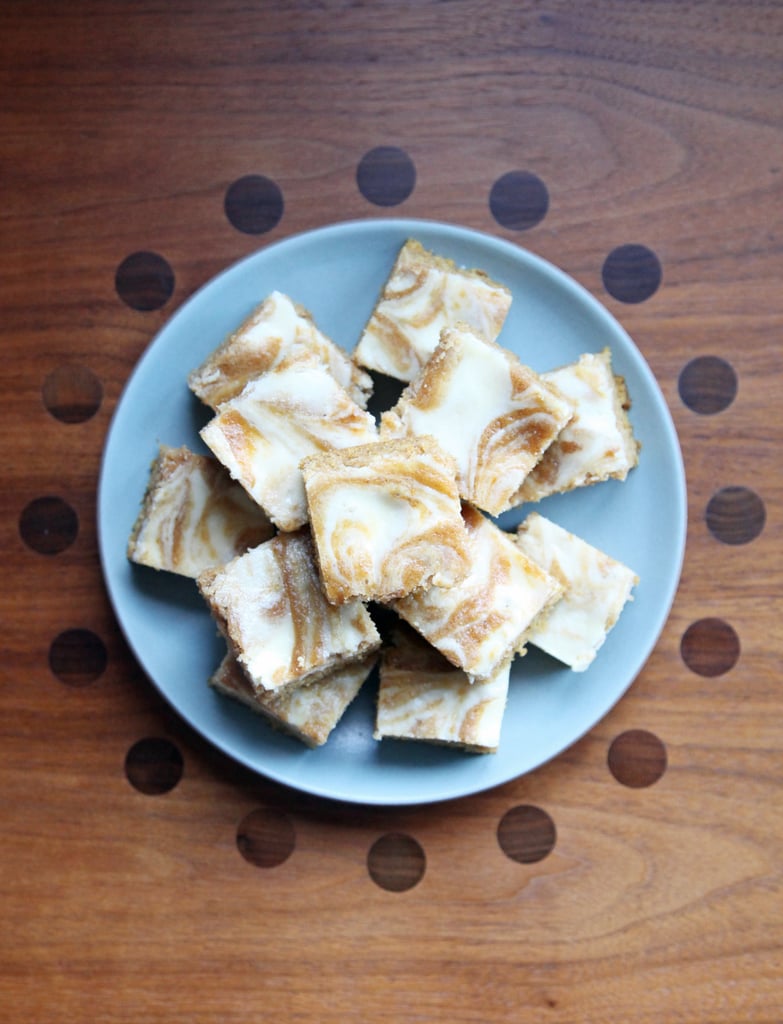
[209,649,378,747]
[301,435,471,605]
[127,445,274,578]
[188,290,372,410]
[380,323,574,516]
[198,530,381,695]
[513,348,639,504]
[200,360,379,532]
[392,504,562,683]
[515,512,638,671]
[353,239,512,382]
[374,625,510,754]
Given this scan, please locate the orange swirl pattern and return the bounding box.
[198,530,381,693]
[188,291,372,409]
[473,398,570,513]
[354,239,512,381]
[210,651,377,747]
[374,626,510,753]
[301,436,471,605]
[393,505,562,681]
[200,362,379,531]
[127,445,274,577]
[381,325,574,516]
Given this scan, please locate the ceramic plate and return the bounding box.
[98,218,686,806]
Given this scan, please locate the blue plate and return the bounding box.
[98,219,686,806]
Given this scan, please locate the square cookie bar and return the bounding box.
[512,349,640,504]
[301,436,470,605]
[198,530,381,694]
[392,504,562,682]
[353,239,512,382]
[210,649,377,747]
[374,625,510,754]
[127,445,274,578]
[381,324,574,516]
[188,290,372,409]
[200,361,379,532]
[515,512,638,671]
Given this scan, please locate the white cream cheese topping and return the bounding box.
[393,506,562,681]
[127,446,273,577]
[513,349,639,503]
[200,362,379,531]
[354,240,512,381]
[375,642,511,754]
[381,324,574,515]
[188,290,372,409]
[198,533,380,693]
[515,512,638,671]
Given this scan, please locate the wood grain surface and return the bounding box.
[1,2,781,1022]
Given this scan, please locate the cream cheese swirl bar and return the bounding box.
[301,436,471,605]
[512,349,639,504]
[515,512,638,671]
[127,445,274,578]
[188,290,372,410]
[353,239,512,382]
[198,530,381,694]
[392,504,562,683]
[374,625,510,754]
[209,650,378,747]
[200,361,379,532]
[381,323,574,516]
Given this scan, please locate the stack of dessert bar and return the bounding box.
[128,240,639,753]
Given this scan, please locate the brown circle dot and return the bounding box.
[125,737,183,795]
[19,496,78,554]
[115,251,175,311]
[367,833,426,892]
[602,244,662,303]
[678,356,737,415]
[680,618,740,677]
[49,628,108,686]
[497,805,556,864]
[489,170,549,231]
[608,730,667,788]
[356,146,416,207]
[224,174,284,234]
[706,486,766,545]
[42,364,103,423]
[236,807,296,868]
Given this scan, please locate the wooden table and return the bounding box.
[2,3,781,1021]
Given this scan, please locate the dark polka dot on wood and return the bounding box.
[125,737,184,795]
[224,174,284,234]
[19,496,78,555]
[678,356,737,414]
[608,730,667,788]
[115,251,175,311]
[680,618,740,677]
[49,628,108,686]
[489,170,549,231]
[42,364,103,423]
[497,804,556,863]
[602,244,662,303]
[706,486,766,545]
[236,807,296,868]
[367,833,426,892]
[356,146,416,207]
